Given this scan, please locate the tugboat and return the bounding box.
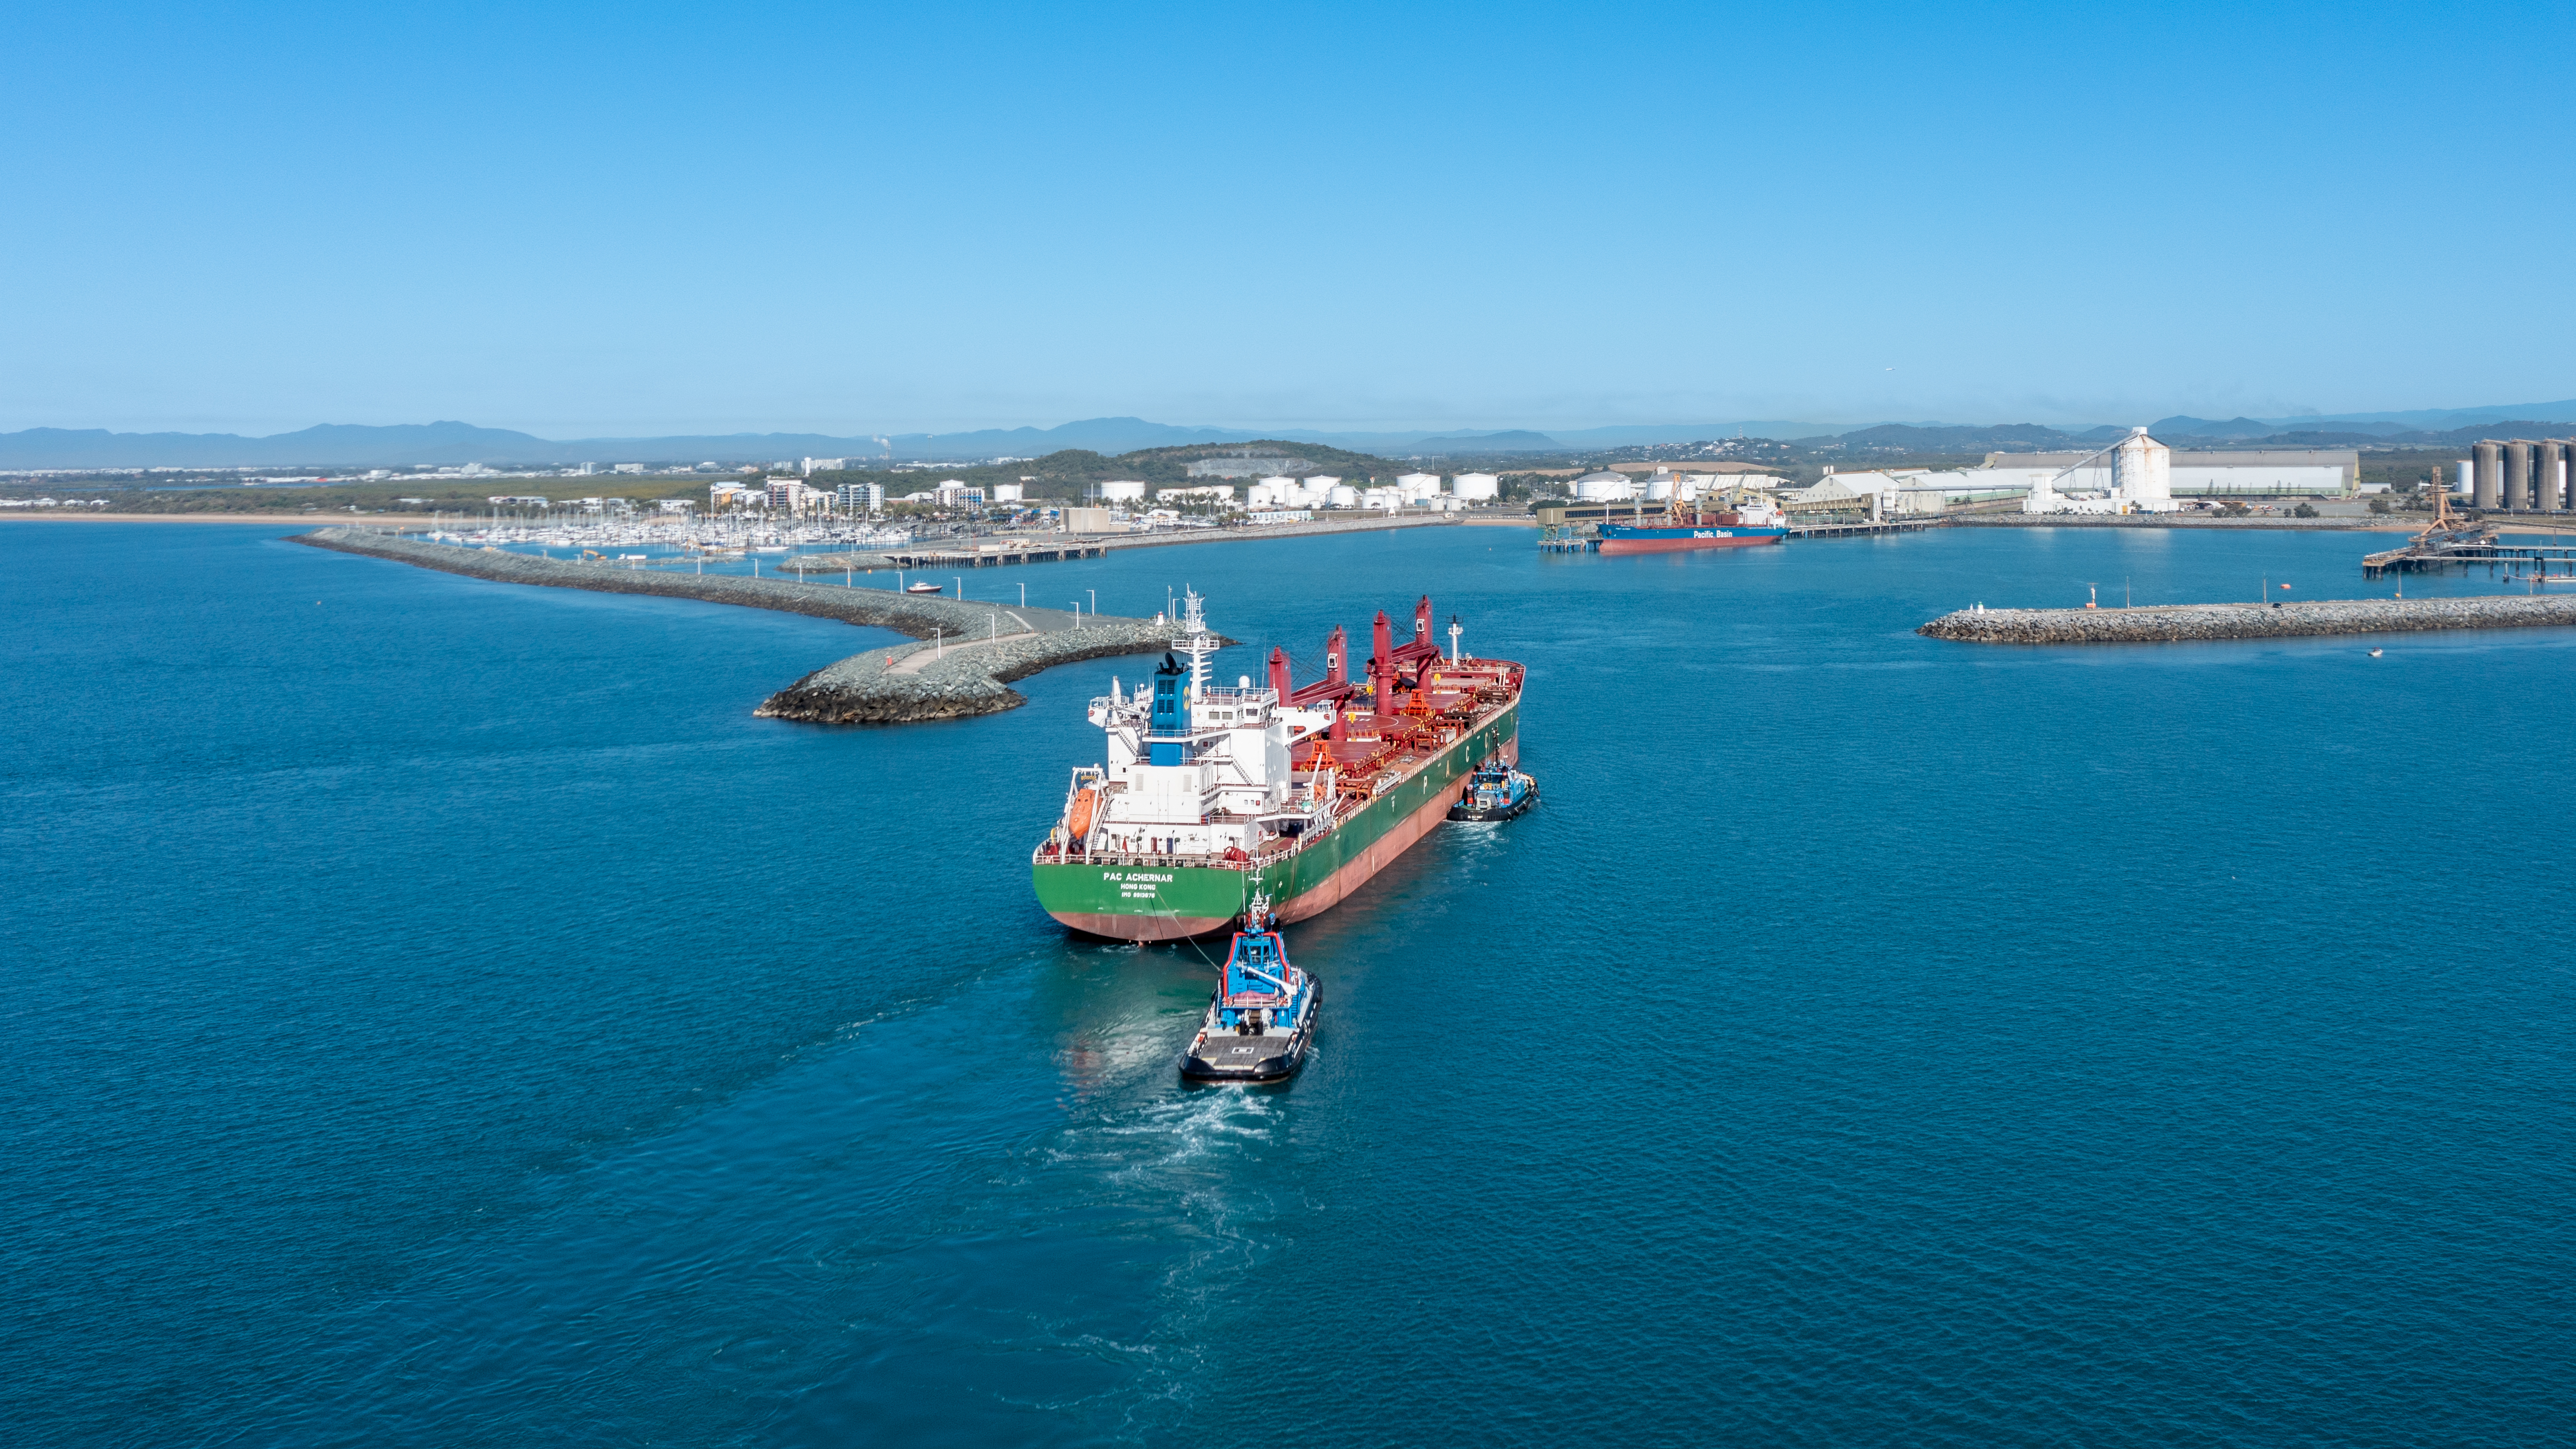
[1180,898,1318,1083]
[1447,755,1537,821]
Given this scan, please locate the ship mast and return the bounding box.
[1177,587,1212,700]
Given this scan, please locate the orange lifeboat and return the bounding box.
[1065,786,1101,843]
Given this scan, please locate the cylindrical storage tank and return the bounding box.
[2505,442,2533,510]
[2112,426,2173,503]
[1452,472,1500,501]
[2457,458,2474,495]
[1643,477,1674,501]
[2547,442,2572,512]
[2475,441,2502,508]
[1100,480,1146,502]
[1258,474,1295,494]
[1327,485,1358,508]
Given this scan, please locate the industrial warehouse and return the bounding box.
[1541,431,2364,522]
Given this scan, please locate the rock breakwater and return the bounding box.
[293,528,1185,722]
[1920,595,2576,644]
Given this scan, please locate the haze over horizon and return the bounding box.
[7,1,2572,437]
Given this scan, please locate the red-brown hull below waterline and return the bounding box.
[1595,535,1786,554]
[1047,735,1518,942]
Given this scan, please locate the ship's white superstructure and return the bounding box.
[1057,591,1337,860]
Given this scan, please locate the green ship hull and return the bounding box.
[1032,700,1518,940]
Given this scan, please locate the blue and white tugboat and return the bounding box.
[1447,754,1537,821]
[1180,897,1318,1083]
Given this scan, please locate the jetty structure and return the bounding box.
[1920,595,2576,645]
[2359,494,2576,580]
[290,527,1189,722]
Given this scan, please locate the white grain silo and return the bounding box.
[2112,428,2175,511]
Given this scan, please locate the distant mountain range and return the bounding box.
[8,402,2576,469]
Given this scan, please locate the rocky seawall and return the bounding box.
[753,628,1178,723]
[292,528,1185,722]
[1920,595,2576,644]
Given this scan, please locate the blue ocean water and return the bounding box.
[4,520,2572,1448]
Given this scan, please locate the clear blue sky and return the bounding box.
[6,1,2570,437]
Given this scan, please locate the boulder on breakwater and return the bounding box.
[292,528,1188,722]
[1920,595,2576,644]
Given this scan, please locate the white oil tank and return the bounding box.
[1643,476,1674,501]
[1099,480,1147,502]
[1328,484,1359,508]
[1573,470,1635,502]
[1452,472,1499,501]
[993,483,1025,502]
[1395,471,1440,493]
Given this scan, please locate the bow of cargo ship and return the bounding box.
[1031,590,1521,941]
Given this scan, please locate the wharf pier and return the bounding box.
[882,542,1105,568]
[1788,518,1935,539]
[291,528,1183,723]
[1920,595,2576,645]
[2361,526,2576,580]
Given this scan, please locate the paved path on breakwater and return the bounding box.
[1920,595,2576,644]
[291,528,1185,723]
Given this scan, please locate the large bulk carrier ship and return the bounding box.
[1595,491,1788,553]
[1031,591,1523,941]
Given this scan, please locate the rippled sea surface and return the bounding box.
[6,521,2572,1447]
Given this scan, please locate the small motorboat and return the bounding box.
[904,581,943,595]
[1180,899,1317,1084]
[2369,648,2384,657]
[1448,755,1537,821]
